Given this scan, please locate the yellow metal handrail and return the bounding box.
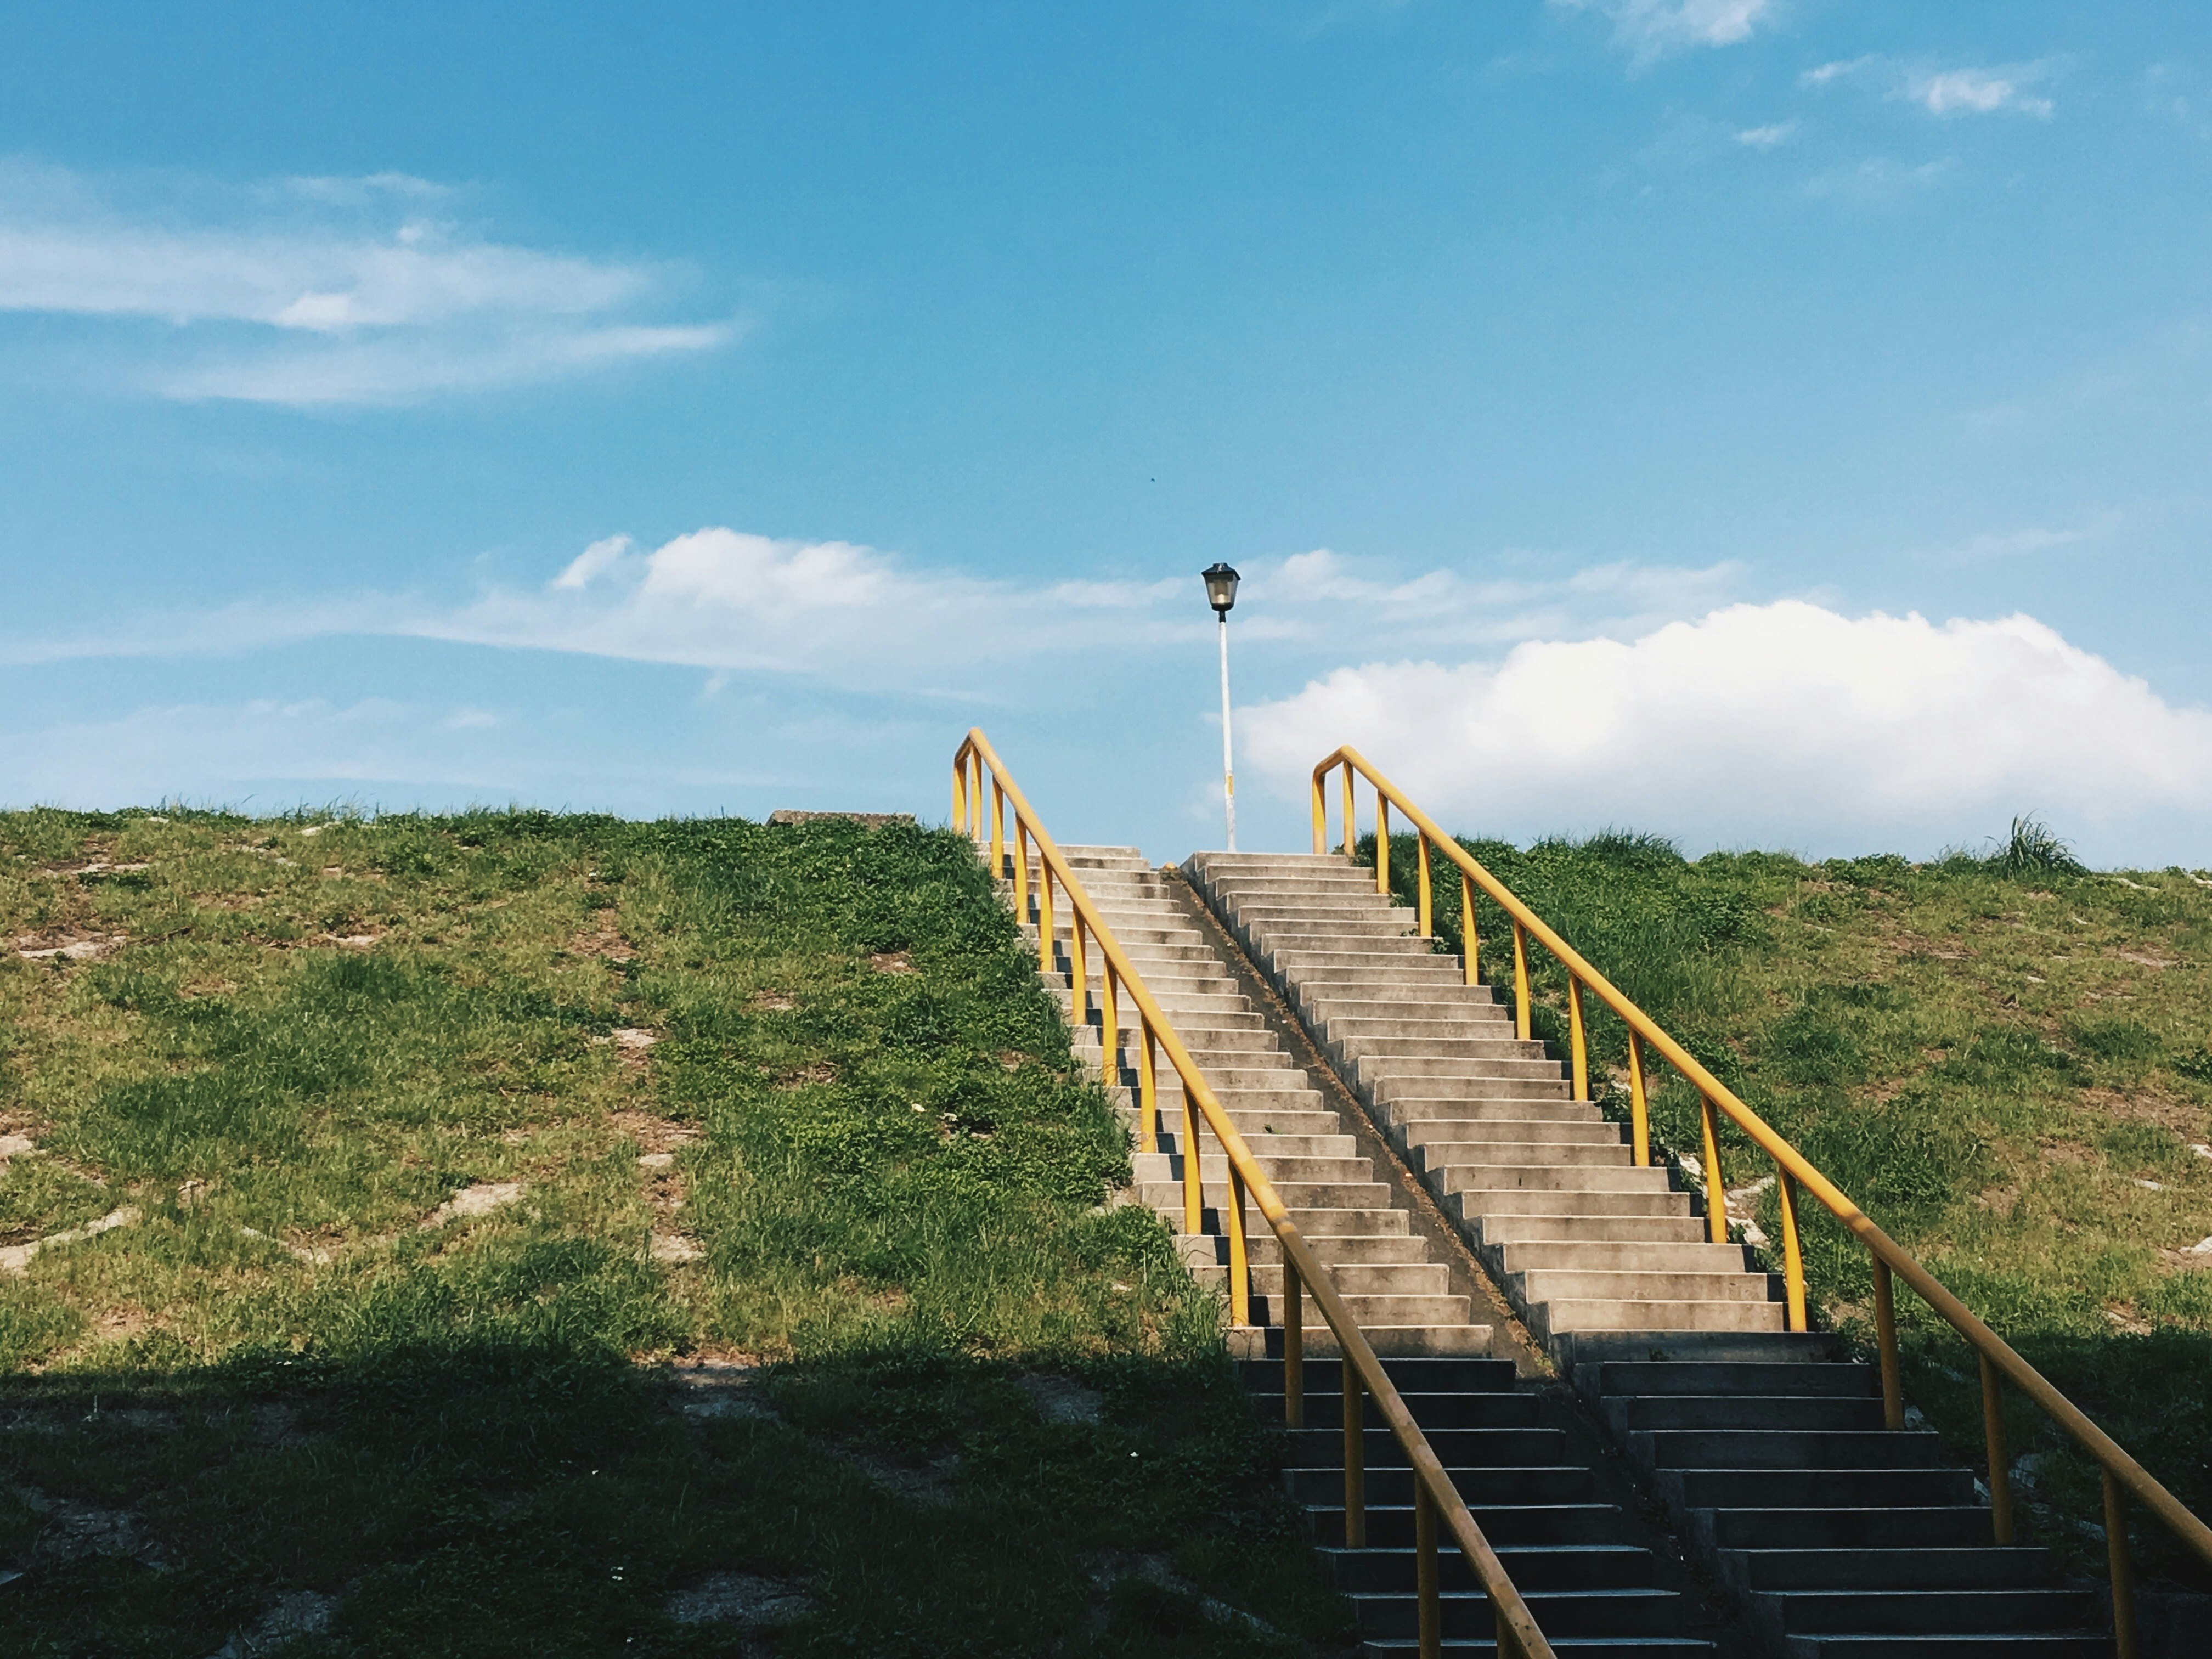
[1314,744,2212,1656]
[954,730,1556,1659]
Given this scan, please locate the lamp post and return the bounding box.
[1201,562,1240,851]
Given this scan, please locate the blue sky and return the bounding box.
[3,1,2210,864]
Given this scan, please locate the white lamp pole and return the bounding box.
[1201,563,1241,851]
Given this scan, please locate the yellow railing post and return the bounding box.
[1510,921,1531,1042]
[1982,1354,2015,1545]
[1567,978,1588,1102]
[1416,832,1432,938]
[1136,1015,1158,1155]
[1376,793,1390,895]
[1181,1084,1203,1237]
[1311,769,1327,855]
[1226,1165,1251,1326]
[989,780,1005,877]
[1342,1356,1366,1548]
[2106,1471,2140,1659]
[1415,1479,1441,1659]
[1340,763,1355,857]
[1778,1169,1807,1332]
[1872,1255,1905,1431]
[1626,1030,1650,1167]
[1459,868,1477,988]
[1070,915,1089,1034]
[969,753,984,841]
[1101,964,1120,1095]
[1036,863,1055,975]
[1284,1257,1304,1428]
[1012,818,1029,922]
[951,755,966,832]
[1699,1094,1727,1245]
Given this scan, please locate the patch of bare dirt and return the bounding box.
[611,1111,700,1156]
[567,915,637,962]
[10,1483,172,1570]
[1019,1373,1104,1426]
[2081,1087,2208,1138]
[11,933,125,963]
[420,1182,525,1228]
[870,951,913,974]
[2113,949,2180,970]
[746,991,795,1012]
[779,1063,837,1089]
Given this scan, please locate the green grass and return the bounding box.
[0,809,1348,1657]
[1368,825,2212,1589]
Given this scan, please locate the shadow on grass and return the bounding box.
[0,1336,1351,1658]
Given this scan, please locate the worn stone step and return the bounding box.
[1705,1508,2002,1551]
[1300,1503,1627,1549]
[1446,1188,1695,1219]
[1238,1261,1454,1297]
[1635,1429,1949,1472]
[1137,1153,1377,1185]
[1185,1233,1431,1268]
[1729,1548,2061,1592]
[1285,1464,1596,1507]
[1324,1541,1657,1593]
[1472,1214,1707,1244]
[1661,1465,1977,1510]
[1538,1299,1787,1336]
[1352,1585,1690,1640]
[1437,1164,1674,1195]
[1418,1138,1636,1172]
[1497,1242,1755,1274]
[1289,1426,1565,1468]
[1517,1269,1779,1306]
[1611,1394,1886,1433]
[1409,1122,1627,1154]
[1585,1362,1877,1399]
[1768,1587,2098,1637]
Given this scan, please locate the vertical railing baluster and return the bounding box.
[1226,1164,1250,1326]
[1415,1478,1441,1659]
[1342,1356,1365,1548]
[1626,1030,1650,1167]
[1181,1073,1203,1238]
[1070,914,1089,1040]
[969,754,984,840]
[1700,1093,1727,1245]
[1567,977,1588,1102]
[1340,763,1355,857]
[1376,793,1390,895]
[1872,1255,1904,1431]
[1013,821,1030,924]
[1510,921,1531,1042]
[989,780,1005,876]
[1036,864,1054,975]
[1101,963,1120,1101]
[1310,770,1327,855]
[951,754,966,833]
[1459,869,1477,989]
[1416,832,1431,938]
[1777,1169,1806,1332]
[1981,1355,2014,1545]
[2105,1471,2139,1659]
[1136,1015,1158,1155]
[1283,1258,1304,1427]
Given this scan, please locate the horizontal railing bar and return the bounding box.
[1311,744,2212,1572]
[964,729,1554,1658]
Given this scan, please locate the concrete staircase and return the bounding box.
[1011,844,1487,1355]
[1183,850,1790,1357]
[1183,849,2117,1656]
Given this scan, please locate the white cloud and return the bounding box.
[0,158,732,404]
[1908,65,2054,119]
[1802,156,1956,208]
[1552,0,1775,63]
[0,531,1748,695]
[1799,57,1874,87]
[1798,57,2057,118]
[1734,122,1798,148]
[1239,601,2212,862]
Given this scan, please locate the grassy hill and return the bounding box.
[1374,823,2212,1589]
[0,810,1344,1658]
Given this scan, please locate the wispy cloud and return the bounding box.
[1734,122,1798,149]
[1802,155,1956,208]
[1799,57,2058,119]
[1550,0,1775,65]
[0,158,736,405]
[1907,65,2055,120]
[0,530,1746,690]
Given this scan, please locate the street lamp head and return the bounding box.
[1201,562,1240,616]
